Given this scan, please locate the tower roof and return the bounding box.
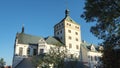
[64,15,79,25]
[60,9,79,25]
[65,9,78,24]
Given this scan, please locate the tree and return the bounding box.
[32,46,78,68]
[0,58,6,68]
[81,0,120,68]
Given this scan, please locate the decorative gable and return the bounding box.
[38,39,46,44]
[91,45,96,51]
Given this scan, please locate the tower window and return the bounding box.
[59,24,61,27]
[69,36,72,40]
[76,45,79,49]
[61,23,63,26]
[69,24,71,26]
[60,37,62,40]
[69,43,72,48]
[67,23,69,25]
[75,26,79,29]
[76,38,78,41]
[60,30,62,33]
[57,32,59,35]
[57,26,58,29]
[75,32,78,35]
[68,30,71,33]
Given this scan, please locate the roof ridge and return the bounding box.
[18,33,43,38]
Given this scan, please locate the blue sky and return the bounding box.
[0,0,102,65]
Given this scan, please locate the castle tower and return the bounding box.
[54,9,81,57]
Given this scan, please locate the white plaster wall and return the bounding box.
[64,21,81,57]
[87,51,102,68]
[15,44,29,56]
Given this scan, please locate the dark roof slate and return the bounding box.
[16,33,64,46]
[17,33,43,44]
[45,36,64,46]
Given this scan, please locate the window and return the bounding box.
[57,32,59,35]
[19,47,23,56]
[69,43,72,48]
[76,38,78,41]
[75,26,79,29]
[59,24,61,27]
[60,30,62,33]
[67,23,71,26]
[69,36,72,40]
[33,49,37,55]
[76,45,79,49]
[75,32,78,35]
[57,26,58,29]
[61,23,63,26]
[68,30,71,33]
[27,48,30,55]
[67,23,69,25]
[40,49,44,54]
[69,24,71,26]
[95,56,97,61]
[60,37,62,40]
[91,56,93,61]
[70,54,73,58]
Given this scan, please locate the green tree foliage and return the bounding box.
[32,46,78,68]
[81,0,120,68]
[0,58,6,68]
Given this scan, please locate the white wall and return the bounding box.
[87,51,102,68]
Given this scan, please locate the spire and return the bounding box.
[65,9,70,17]
[21,24,24,33]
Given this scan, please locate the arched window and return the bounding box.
[19,47,23,56]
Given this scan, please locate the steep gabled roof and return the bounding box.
[81,41,98,52]
[45,36,64,46]
[17,33,43,44]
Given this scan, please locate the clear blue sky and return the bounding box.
[0,0,102,65]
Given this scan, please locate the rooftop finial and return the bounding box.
[21,24,24,33]
[65,9,69,17]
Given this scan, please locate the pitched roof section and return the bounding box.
[64,16,79,25]
[81,41,98,52]
[17,33,43,44]
[45,36,64,46]
[16,33,64,46]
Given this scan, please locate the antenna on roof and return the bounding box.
[65,0,70,17]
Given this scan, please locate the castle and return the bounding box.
[12,9,102,68]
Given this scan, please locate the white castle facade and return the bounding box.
[12,9,102,68]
